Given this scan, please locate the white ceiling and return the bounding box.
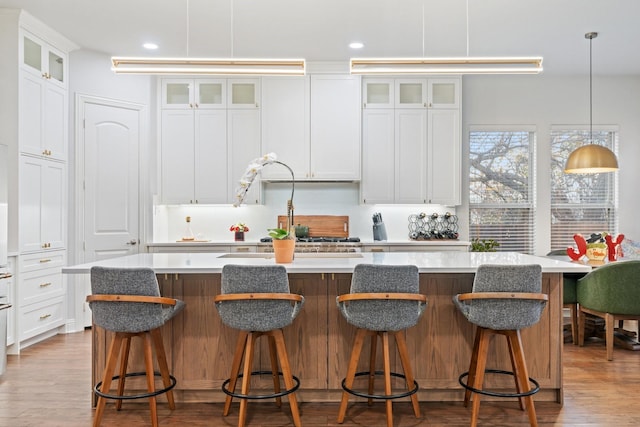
[1,0,638,75]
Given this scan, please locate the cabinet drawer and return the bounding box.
[19,268,64,305]
[19,250,66,272]
[19,295,65,341]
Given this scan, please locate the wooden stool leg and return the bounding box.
[508,330,538,427]
[605,313,615,361]
[394,330,420,418]
[94,333,124,427]
[224,330,249,417]
[337,328,367,424]
[142,332,158,427]
[464,327,482,407]
[367,331,377,406]
[273,329,302,427]
[238,332,256,427]
[115,336,132,411]
[470,328,490,427]
[381,331,393,427]
[151,328,176,409]
[506,332,525,410]
[268,334,282,407]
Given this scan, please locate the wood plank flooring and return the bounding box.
[0,325,638,426]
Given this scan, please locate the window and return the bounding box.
[550,127,618,250]
[469,127,536,254]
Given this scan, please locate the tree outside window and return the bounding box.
[550,128,618,249]
[469,128,535,254]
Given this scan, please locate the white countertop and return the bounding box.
[146,240,471,247]
[62,251,591,275]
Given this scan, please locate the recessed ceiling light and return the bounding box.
[143,43,159,50]
[349,42,364,49]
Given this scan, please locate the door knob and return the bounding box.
[126,239,138,245]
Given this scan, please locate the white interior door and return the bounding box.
[78,96,142,326]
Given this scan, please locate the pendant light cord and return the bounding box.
[186,0,190,56]
[466,0,470,57]
[589,34,593,143]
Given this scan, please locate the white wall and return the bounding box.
[460,74,640,255]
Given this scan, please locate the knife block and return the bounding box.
[373,223,387,241]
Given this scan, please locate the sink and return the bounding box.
[217,253,363,259]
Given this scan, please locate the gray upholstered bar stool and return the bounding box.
[453,264,547,427]
[87,266,185,427]
[336,264,427,427]
[214,265,305,427]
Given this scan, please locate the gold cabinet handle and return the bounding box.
[39,282,52,288]
[39,313,52,320]
[236,247,250,252]
[39,258,51,263]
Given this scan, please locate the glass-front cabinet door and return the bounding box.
[228,79,260,108]
[428,78,460,109]
[395,79,427,108]
[162,79,226,109]
[21,31,66,88]
[363,79,394,108]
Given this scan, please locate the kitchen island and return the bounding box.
[63,252,590,405]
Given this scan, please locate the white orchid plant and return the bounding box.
[233,153,296,236]
[233,152,278,207]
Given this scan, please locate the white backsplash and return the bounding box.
[153,182,457,242]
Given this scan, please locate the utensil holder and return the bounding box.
[373,223,387,241]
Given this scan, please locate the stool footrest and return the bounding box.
[341,371,419,400]
[94,371,177,400]
[458,369,540,398]
[222,370,300,400]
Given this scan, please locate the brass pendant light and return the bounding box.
[564,32,618,174]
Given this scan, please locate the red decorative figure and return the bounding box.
[605,234,624,261]
[567,234,587,260]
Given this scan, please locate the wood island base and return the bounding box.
[91,272,563,405]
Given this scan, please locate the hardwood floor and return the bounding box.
[0,325,638,426]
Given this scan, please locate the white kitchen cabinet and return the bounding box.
[160,109,228,204]
[427,109,460,205]
[161,79,226,109]
[19,32,68,161]
[228,109,261,204]
[309,75,361,180]
[1,11,75,351]
[18,155,66,253]
[261,75,360,181]
[228,79,260,109]
[361,76,461,205]
[361,109,395,204]
[20,30,66,89]
[17,250,66,344]
[363,79,394,109]
[260,76,310,180]
[363,78,456,109]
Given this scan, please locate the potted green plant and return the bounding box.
[470,238,500,252]
[268,228,295,263]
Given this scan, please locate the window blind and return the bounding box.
[469,129,536,254]
[550,128,618,249]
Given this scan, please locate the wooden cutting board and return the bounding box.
[276,215,349,238]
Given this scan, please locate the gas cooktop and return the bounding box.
[259,237,361,243]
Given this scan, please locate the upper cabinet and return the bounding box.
[18,30,69,161]
[159,78,261,205]
[361,76,461,205]
[228,79,260,109]
[20,31,66,88]
[261,75,361,181]
[363,78,459,109]
[161,79,226,109]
